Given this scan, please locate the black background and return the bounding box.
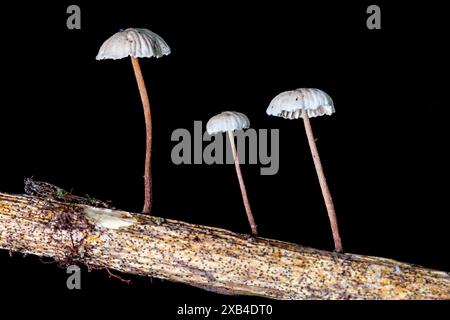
[0,0,449,310]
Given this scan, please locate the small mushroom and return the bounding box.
[267,88,343,252]
[96,28,170,214]
[207,111,258,236]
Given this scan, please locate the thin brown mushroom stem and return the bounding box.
[301,111,342,252]
[130,57,152,214]
[227,131,258,236]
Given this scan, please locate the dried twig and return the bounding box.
[105,268,132,284]
[1,191,449,300]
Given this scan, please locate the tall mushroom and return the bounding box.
[96,28,170,214]
[207,111,258,236]
[267,88,343,252]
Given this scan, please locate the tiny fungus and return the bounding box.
[267,88,343,252]
[207,111,258,236]
[96,28,170,214]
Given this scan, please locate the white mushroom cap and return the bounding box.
[96,28,171,60]
[206,111,250,135]
[267,88,335,119]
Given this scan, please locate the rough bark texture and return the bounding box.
[0,192,449,300]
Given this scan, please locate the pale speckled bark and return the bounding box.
[0,192,449,300]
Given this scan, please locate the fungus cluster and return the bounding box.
[96,28,342,251]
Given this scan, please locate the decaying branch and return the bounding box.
[1,191,449,299]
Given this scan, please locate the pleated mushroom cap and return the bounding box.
[267,88,335,119]
[206,111,250,135]
[96,28,171,60]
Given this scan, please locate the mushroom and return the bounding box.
[96,28,170,214]
[207,111,258,236]
[267,88,343,252]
